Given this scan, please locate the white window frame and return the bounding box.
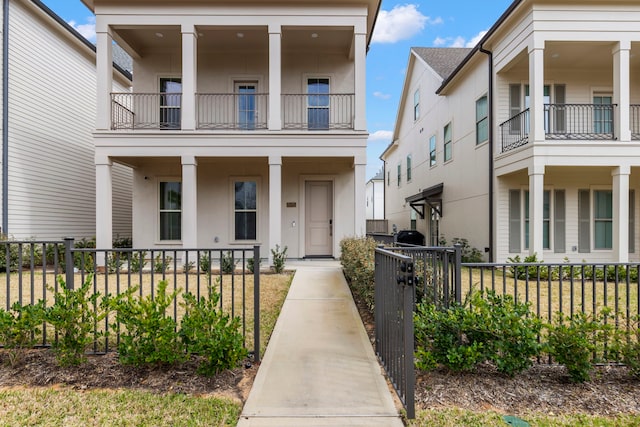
[231,177,260,242]
[443,122,452,162]
[523,188,552,251]
[476,94,488,145]
[158,178,182,242]
[592,187,613,251]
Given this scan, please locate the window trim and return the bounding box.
[158,178,182,242]
[475,94,488,145]
[443,122,452,162]
[307,77,331,130]
[406,154,412,182]
[159,76,182,130]
[231,177,260,242]
[593,188,613,251]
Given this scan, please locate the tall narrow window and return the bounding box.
[397,163,401,187]
[160,78,182,129]
[593,95,613,135]
[159,182,181,241]
[406,154,412,182]
[444,123,452,162]
[410,210,417,230]
[429,135,436,166]
[236,82,257,130]
[594,190,613,249]
[476,95,488,145]
[235,181,257,240]
[413,89,420,121]
[387,171,390,186]
[308,78,330,130]
[524,190,551,250]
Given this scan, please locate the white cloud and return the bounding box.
[433,37,447,47]
[450,36,466,48]
[465,30,488,48]
[373,91,392,100]
[68,17,96,42]
[372,4,441,44]
[368,130,393,141]
[433,30,489,48]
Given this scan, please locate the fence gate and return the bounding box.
[374,247,415,419]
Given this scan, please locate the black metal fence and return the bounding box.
[0,239,261,362]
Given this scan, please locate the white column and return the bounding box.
[181,25,198,131]
[353,32,367,131]
[528,164,545,257]
[269,156,282,266]
[96,156,113,264]
[613,41,631,142]
[613,165,630,262]
[528,41,545,143]
[354,157,367,236]
[268,25,282,131]
[96,28,113,131]
[181,156,198,250]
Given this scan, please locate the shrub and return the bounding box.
[271,245,287,274]
[129,251,147,273]
[184,260,195,273]
[221,251,236,274]
[107,253,124,273]
[199,253,212,273]
[45,275,106,366]
[109,281,185,366]
[449,237,484,263]
[340,237,377,311]
[180,284,247,376]
[247,257,259,273]
[153,254,172,273]
[0,301,45,366]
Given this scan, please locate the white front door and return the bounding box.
[305,181,333,256]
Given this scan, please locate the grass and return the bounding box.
[0,388,240,426]
[406,409,640,426]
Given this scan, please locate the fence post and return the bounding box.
[64,237,75,290]
[402,259,416,419]
[253,245,261,364]
[454,243,462,304]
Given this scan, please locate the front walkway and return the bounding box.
[238,263,404,426]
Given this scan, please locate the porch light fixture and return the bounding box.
[311,33,318,38]
[551,53,560,58]
[155,32,164,38]
[237,32,244,38]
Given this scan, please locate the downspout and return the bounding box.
[2,0,8,235]
[479,45,494,262]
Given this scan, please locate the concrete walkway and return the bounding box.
[237,263,404,426]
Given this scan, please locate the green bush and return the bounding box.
[0,301,45,366]
[153,254,172,273]
[109,281,186,366]
[199,253,211,273]
[129,251,147,273]
[45,275,106,366]
[221,251,236,274]
[271,245,287,274]
[611,315,640,378]
[440,237,484,263]
[340,237,377,311]
[180,284,247,376]
[247,257,259,273]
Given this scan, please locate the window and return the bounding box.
[160,78,182,129]
[594,190,613,249]
[410,210,417,230]
[397,163,401,187]
[234,181,257,240]
[443,123,452,162]
[510,189,565,253]
[159,182,181,241]
[593,95,613,135]
[236,82,257,130]
[406,154,412,182]
[387,171,390,186]
[413,89,420,121]
[476,95,488,145]
[429,135,436,166]
[524,190,550,250]
[308,78,330,130]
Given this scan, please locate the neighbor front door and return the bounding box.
[305,181,333,256]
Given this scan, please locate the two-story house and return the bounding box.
[383,0,640,263]
[83,0,380,262]
[1,0,132,240]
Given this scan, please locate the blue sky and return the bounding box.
[42,0,514,180]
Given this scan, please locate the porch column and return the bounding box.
[181,156,198,250]
[354,156,367,236]
[96,156,113,264]
[613,41,631,142]
[269,156,282,266]
[613,165,630,262]
[353,31,367,131]
[268,25,282,131]
[528,40,545,143]
[528,164,545,257]
[181,25,198,131]
[95,26,113,131]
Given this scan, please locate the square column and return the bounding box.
[613,166,630,262]
[268,25,282,131]
[353,32,367,131]
[528,164,545,257]
[269,156,282,266]
[354,157,366,236]
[528,41,545,143]
[182,25,198,131]
[96,27,113,131]
[96,157,113,264]
[181,156,198,249]
[613,41,631,142]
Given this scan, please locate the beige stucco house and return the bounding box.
[84,0,379,263]
[383,0,640,263]
[0,0,132,240]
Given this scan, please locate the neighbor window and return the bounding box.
[406,154,412,182]
[413,89,420,121]
[235,181,257,240]
[594,190,613,249]
[159,181,181,241]
[476,95,488,145]
[444,123,452,162]
[397,163,401,187]
[429,135,436,166]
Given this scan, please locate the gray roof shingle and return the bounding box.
[411,47,473,80]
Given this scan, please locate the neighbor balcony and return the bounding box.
[110,92,355,131]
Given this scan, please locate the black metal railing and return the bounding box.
[282,94,354,130]
[500,108,529,152]
[0,239,261,362]
[631,104,640,140]
[196,93,268,130]
[111,93,182,130]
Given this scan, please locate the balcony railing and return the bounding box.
[631,104,640,140]
[282,94,354,130]
[111,93,182,130]
[196,93,268,130]
[500,103,617,153]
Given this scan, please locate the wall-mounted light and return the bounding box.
[311,33,318,39]
[155,32,164,38]
[237,32,244,38]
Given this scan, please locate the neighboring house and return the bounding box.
[84,0,380,262]
[0,0,133,240]
[366,169,384,220]
[383,0,640,263]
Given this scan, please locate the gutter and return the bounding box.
[2,0,8,235]
[479,45,494,263]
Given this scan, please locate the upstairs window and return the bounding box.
[476,95,488,145]
[429,135,436,166]
[406,154,412,182]
[308,78,330,130]
[413,89,420,121]
[397,163,401,187]
[444,123,452,162]
[159,77,182,130]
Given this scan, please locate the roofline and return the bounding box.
[368,0,382,51]
[30,0,132,81]
[435,0,523,94]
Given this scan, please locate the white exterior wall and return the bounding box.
[1,0,132,240]
[365,178,383,219]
